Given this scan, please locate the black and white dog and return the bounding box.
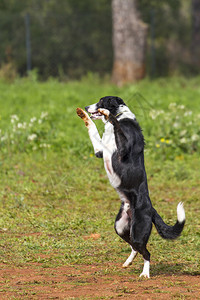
[76,96,185,278]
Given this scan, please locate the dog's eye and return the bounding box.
[99,100,104,107]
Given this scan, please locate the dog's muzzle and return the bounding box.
[85,105,102,120]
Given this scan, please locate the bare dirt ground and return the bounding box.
[0,263,199,299]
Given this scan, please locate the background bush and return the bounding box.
[0,0,197,79]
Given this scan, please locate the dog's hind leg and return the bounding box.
[76,108,103,157]
[115,202,138,268]
[123,246,138,268]
[131,222,151,278]
[133,245,150,278]
[140,257,150,278]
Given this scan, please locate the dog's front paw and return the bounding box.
[76,107,88,120]
[76,108,91,127]
[98,108,110,120]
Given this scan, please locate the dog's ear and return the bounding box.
[116,97,126,105]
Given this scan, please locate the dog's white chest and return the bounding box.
[102,123,121,188]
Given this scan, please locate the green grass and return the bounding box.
[0,76,199,277]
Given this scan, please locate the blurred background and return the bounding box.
[0,0,199,82]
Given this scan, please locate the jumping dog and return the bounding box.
[76,96,185,278]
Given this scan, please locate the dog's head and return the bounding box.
[85,96,127,120]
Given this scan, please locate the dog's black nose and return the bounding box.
[85,106,89,112]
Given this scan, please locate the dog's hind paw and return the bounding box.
[122,260,132,268]
[139,272,150,278]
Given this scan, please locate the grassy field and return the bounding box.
[0,76,199,298]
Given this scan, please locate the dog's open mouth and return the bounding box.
[90,112,102,119]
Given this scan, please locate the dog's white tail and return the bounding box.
[177,202,185,224]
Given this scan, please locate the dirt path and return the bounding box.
[0,263,199,299]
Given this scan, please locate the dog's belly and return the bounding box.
[115,210,130,235]
[104,151,121,188]
[102,124,121,188]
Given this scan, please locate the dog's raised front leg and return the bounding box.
[98,108,127,157]
[76,108,103,158]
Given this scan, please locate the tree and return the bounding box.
[191,0,200,70]
[111,0,148,85]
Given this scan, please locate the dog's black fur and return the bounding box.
[77,96,185,277]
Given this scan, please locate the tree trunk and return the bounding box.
[191,0,200,69]
[111,0,148,86]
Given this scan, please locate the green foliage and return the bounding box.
[0,111,51,153]
[139,0,192,77]
[0,0,112,79]
[0,76,200,160]
[147,103,200,159]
